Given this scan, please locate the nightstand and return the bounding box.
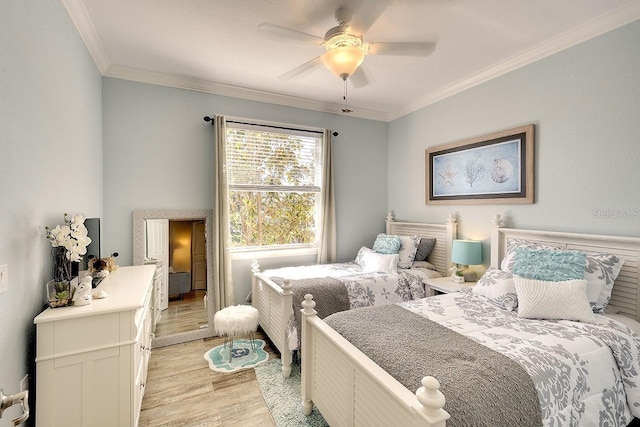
[424,276,477,296]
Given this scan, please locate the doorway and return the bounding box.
[168,220,207,293]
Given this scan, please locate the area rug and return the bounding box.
[203,339,269,373]
[254,359,328,427]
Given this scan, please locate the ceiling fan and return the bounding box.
[258,4,436,89]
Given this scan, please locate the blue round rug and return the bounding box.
[204,338,269,373]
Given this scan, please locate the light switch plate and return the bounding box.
[0,264,7,293]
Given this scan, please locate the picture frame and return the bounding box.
[425,124,534,205]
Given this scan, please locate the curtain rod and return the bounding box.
[203,116,338,137]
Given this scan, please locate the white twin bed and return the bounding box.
[251,216,458,377]
[299,219,640,426]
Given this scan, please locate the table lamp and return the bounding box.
[451,239,483,282]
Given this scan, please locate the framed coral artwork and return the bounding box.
[425,124,534,204]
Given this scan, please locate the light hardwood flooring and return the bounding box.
[155,290,208,338]
[139,331,278,427]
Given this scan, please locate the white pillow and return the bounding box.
[397,235,420,269]
[514,276,595,323]
[354,246,374,267]
[362,252,399,275]
[473,267,518,311]
[502,239,625,313]
[585,251,625,313]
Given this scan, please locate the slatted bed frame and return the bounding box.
[300,217,640,426]
[251,215,458,377]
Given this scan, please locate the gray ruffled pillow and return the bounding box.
[414,238,436,261]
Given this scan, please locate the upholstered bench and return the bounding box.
[213,305,259,362]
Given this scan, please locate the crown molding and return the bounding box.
[64,0,640,123]
[61,0,110,73]
[104,65,389,122]
[389,2,640,121]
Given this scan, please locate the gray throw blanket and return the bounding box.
[324,304,542,427]
[271,277,350,349]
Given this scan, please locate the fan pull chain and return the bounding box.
[342,78,353,113]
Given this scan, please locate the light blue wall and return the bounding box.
[0,1,102,425]
[102,78,388,302]
[388,20,640,262]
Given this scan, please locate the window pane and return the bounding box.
[229,191,317,247]
[226,128,321,188]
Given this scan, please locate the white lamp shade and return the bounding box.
[321,46,365,79]
[451,240,483,266]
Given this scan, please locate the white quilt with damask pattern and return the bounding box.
[264,262,441,350]
[264,262,441,306]
[399,291,640,426]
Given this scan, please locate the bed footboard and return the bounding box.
[301,294,450,427]
[251,261,294,377]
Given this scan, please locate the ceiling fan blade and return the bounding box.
[350,67,368,88]
[257,22,324,44]
[279,56,323,80]
[367,42,436,57]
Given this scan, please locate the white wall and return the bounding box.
[102,78,389,303]
[0,1,102,425]
[388,20,640,263]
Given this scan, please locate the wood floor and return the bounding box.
[155,290,208,338]
[139,331,278,427]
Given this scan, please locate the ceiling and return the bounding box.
[64,0,640,121]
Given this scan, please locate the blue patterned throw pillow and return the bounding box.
[513,248,586,281]
[372,233,402,254]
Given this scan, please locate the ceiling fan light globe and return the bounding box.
[321,46,365,79]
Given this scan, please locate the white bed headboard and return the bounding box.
[491,224,640,321]
[386,216,457,276]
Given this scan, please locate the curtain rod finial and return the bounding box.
[332,131,338,137]
[204,116,213,124]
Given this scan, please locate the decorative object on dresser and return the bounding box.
[425,124,534,205]
[450,239,482,281]
[44,213,92,308]
[71,275,93,306]
[87,252,119,288]
[34,265,157,427]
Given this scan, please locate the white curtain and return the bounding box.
[212,115,235,310]
[317,129,337,263]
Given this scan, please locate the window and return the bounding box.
[225,120,324,251]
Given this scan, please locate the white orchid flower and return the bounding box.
[70,214,86,230]
[74,235,92,248]
[72,225,89,238]
[74,243,88,256]
[63,238,76,252]
[50,225,72,247]
[67,251,82,262]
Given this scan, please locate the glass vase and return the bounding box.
[52,246,72,283]
[47,280,74,308]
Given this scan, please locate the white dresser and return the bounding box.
[34,265,156,427]
[143,259,164,332]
